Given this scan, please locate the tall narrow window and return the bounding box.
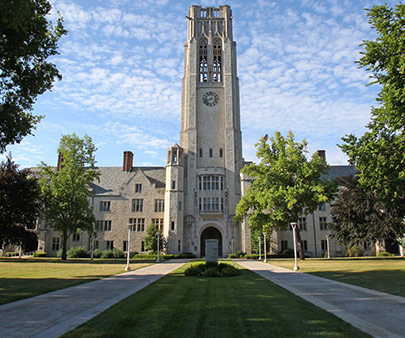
[213,39,222,82]
[199,39,208,82]
[199,148,203,157]
[209,148,213,157]
[219,148,223,157]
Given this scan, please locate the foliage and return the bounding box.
[378,251,395,257]
[39,133,99,260]
[0,154,40,251]
[144,223,163,253]
[67,246,89,258]
[330,175,404,247]
[93,249,102,258]
[184,262,241,277]
[163,253,196,259]
[346,245,362,257]
[340,3,405,215]
[33,252,46,257]
[227,250,245,258]
[235,131,336,259]
[0,0,67,152]
[132,253,164,260]
[280,248,295,258]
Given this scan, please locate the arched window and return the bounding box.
[213,39,222,82]
[199,39,208,82]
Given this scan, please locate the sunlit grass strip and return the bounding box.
[268,257,405,297]
[0,258,150,304]
[61,262,370,338]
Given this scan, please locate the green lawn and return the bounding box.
[0,257,150,304]
[267,257,405,297]
[61,262,370,338]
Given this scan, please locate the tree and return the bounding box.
[235,131,336,259]
[330,175,405,250]
[0,154,40,252]
[144,223,163,253]
[341,3,405,212]
[39,133,99,260]
[0,0,67,152]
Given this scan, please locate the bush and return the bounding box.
[164,253,196,260]
[184,262,240,278]
[67,246,89,258]
[228,250,245,258]
[244,254,260,259]
[378,251,394,257]
[33,251,46,257]
[280,248,295,258]
[346,245,362,257]
[93,249,102,258]
[112,249,125,258]
[101,250,114,258]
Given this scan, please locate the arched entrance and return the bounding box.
[201,227,222,257]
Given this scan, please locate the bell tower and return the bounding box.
[164,5,243,257]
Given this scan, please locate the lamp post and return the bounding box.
[156,232,160,263]
[326,235,331,259]
[263,232,267,263]
[125,224,132,271]
[291,222,299,271]
[258,236,262,260]
[90,237,94,261]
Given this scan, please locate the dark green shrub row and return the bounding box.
[184,262,240,277]
[33,251,47,257]
[227,250,245,258]
[378,251,395,257]
[132,253,163,260]
[164,253,196,259]
[67,246,90,258]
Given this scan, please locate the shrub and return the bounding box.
[164,253,196,260]
[93,249,102,258]
[33,251,46,257]
[112,249,125,258]
[280,248,295,258]
[346,245,362,257]
[222,265,240,277]
[204,267,222,277]
[57,249,63,258]
[244,254,260,259]
[228,250,245,258]
[378,251,394,257]
[67,246,89,258]
[184,262,240,278]
[184,264,203,276]
[101,250,114,258]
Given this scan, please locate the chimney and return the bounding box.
[123,151,133,172]
[57,153,63,171]
[317,150,326,162]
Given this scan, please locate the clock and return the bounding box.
[202,91,219,106]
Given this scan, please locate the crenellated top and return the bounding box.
[187,5,233,41]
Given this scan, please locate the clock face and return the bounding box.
[202,91,219,106]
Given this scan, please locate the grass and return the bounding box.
[0,257,150,305]
[61,261,370,338]
[267,257,405,297]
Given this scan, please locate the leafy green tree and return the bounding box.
[341,3,405,212]
[0,154,40,251]
[235,131,336,259]
[39,133,99,260]
[144,223,163,253]
[0,0,67,152]
[330,175,405,250]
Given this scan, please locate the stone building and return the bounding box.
[31,5,374,258]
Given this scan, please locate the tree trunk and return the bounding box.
[61,229,68,260]
[295,228,305,260]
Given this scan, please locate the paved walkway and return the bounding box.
[0,260,186,338]
[236,260,405,338]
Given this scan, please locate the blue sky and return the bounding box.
[4,0,398,168]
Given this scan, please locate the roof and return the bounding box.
[323,165,357,180]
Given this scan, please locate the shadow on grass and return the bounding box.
[0,258,155,265]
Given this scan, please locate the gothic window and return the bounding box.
[213,39,222,82]
[199,39,208,82]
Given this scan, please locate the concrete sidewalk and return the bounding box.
[0,260,186,338]
[236,260,405,338]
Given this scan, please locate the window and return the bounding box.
[171,221,175,231]
[199,39,208,82]
[199,197,224,212]
[154,199,165,212]
[141,241,145,252]
[298,217,307,231]
[209,148,213,157]
[96,220,112,231]
[318,203,326,211]
[52,237,60,251]
[281,240,288,251]
[213,39,222,82]
[129,218,145,231]
[123,240,128,252]
[178,240,181,252]
[72,233,80,242]
[99,201,111,212]
[171,180,176,190]
[106,241,114,250]
[219,148,223,157]
[179,201,182,211]
[199,148,203,158]
[94,240,99,249]
[135,184,142,193]
[199,175,223,190]
[152,218,164,232]
[321,240,327,251]
[132,199,144,212]
[319,217,328,230]
[302,240,308,251]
